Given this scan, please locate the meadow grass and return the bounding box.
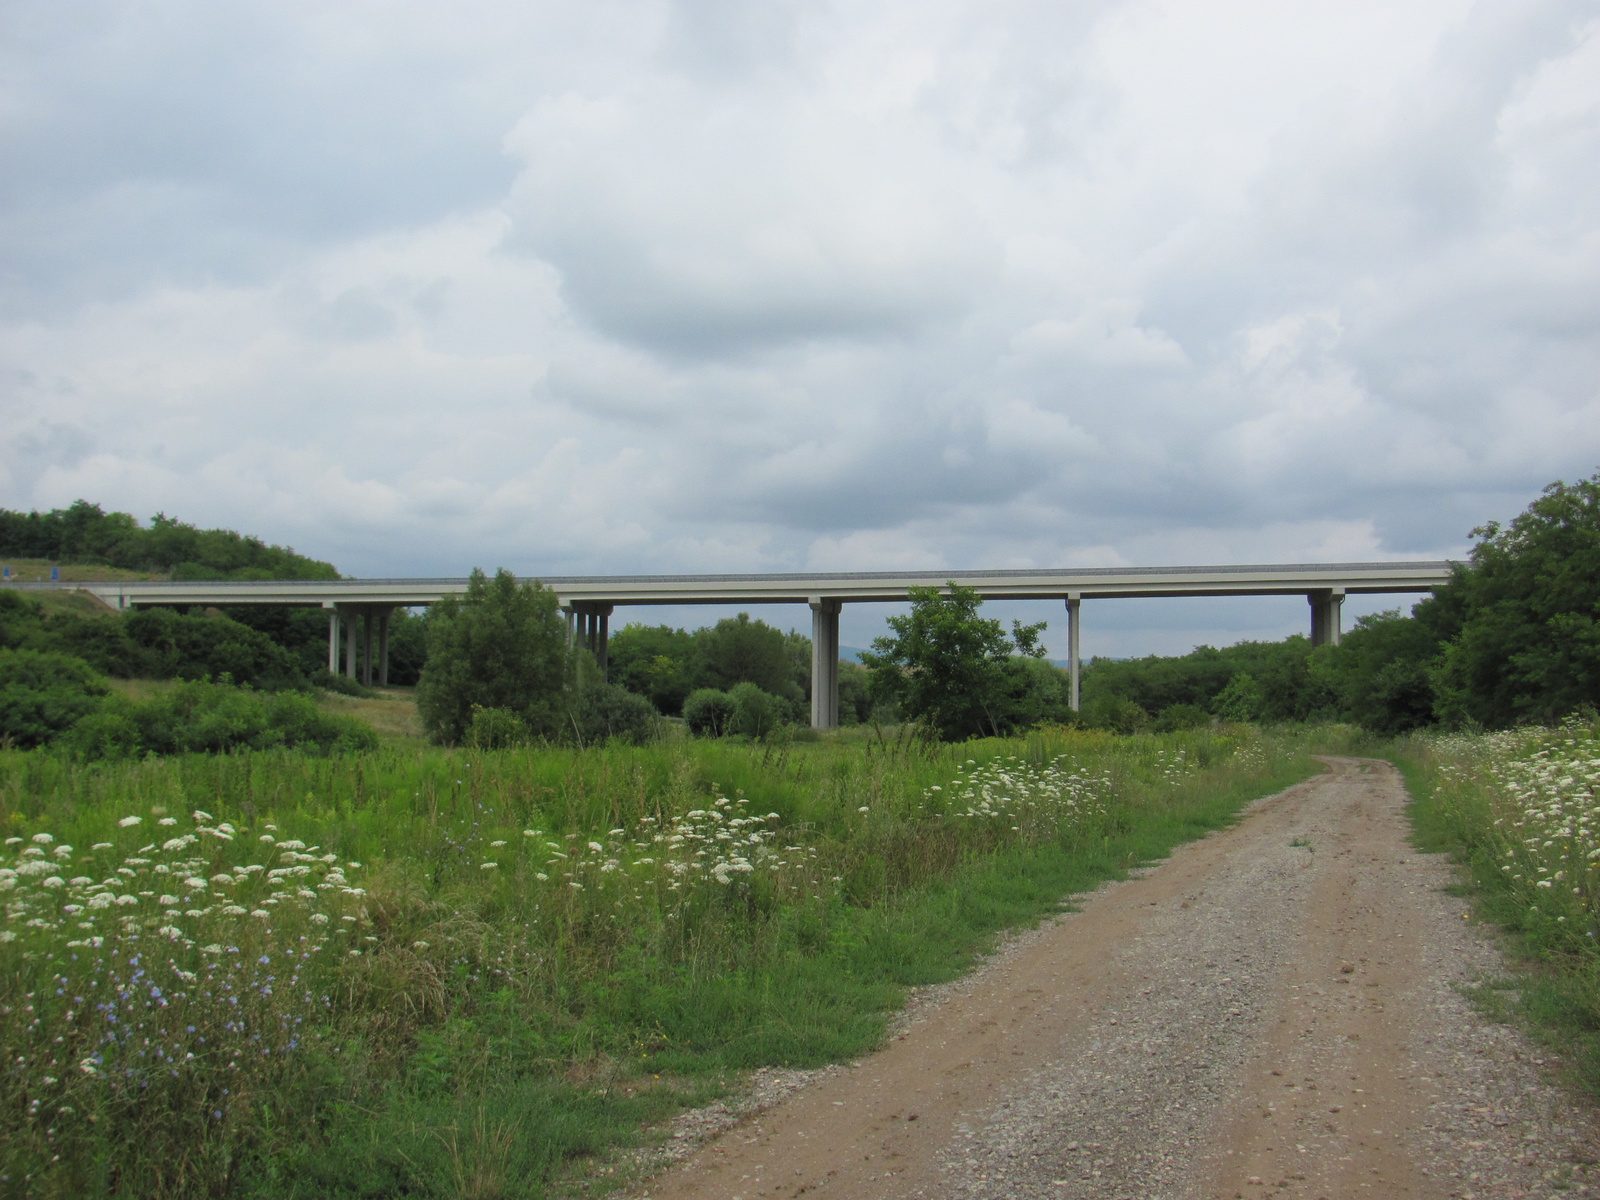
[1395,719,1600,1097]
[2,724,1325,1199]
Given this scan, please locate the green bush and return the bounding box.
[124,606,307,690]
[1151,702,1211,732]
[57,680,377,758]
[569,683,660,745]
[0,649,108,749]
[465,705,533,749]
[683,687,735,736]
[728,681,782,738]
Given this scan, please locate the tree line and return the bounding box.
[0,499,338,580]
[1080,472,1600,734]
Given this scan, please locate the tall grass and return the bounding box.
[2,724,1315,1198]
[1396,718,1600,1095]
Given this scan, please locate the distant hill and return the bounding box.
[0,500,339,581]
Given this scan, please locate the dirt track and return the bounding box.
[633,759,1599,1200]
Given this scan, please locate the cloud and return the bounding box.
[2,0,1598,654]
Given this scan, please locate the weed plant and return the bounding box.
[1396,718,1600,1095]
[1,724,1314,1198]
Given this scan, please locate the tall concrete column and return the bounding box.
[344,606,358,680]
[378,609,391,687]
[1065,593,1082,712]
[327,607,340,674]
[1308,588,1345,647]
[595,604,613,679]
[361,610,374,687]
[563,608,575,648]
[809,597,840,730]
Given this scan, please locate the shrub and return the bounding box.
[123,606,307,690]
[1152,703,1211,732]
[464,705,532,749]
[568,683,660,745]
[0,649,108,748]
[57,680,377,758]
[727,681,781,738]
[683,687,735,737]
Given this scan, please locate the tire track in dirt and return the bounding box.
[630,759,1598,1200]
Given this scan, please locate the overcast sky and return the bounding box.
[3,1,1598,657]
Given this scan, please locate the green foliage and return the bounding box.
[1151,702,1211,732]
[1209,671,1263,722]
[415,569,572,745]
[861,583,1057,740]
[568,682,661,746]
[695,612,807,710]
[59,680,378,758]
[727,681,782,738]
[1309,610,1441,734]
[0,499,338,579]
[683,686,736,736]
[0,648,108,748]
[607,623,698,714]
[464,705,533,749]
[125,607,308,691]
[1429,471,1600,727]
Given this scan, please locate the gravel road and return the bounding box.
[630,758,1599,1200]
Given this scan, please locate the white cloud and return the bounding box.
[2,0,1598,654]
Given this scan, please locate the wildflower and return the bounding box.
[251,910,271,919]
[42,876,65,889]
[858,806,870,813]
[193,810,213,821]
[535,873,550,882]
[158,817,177,827]
[91,843,112,851]
[159,895,181,906]
[588,841,603,852]
[480,862,498,870]
[31,832,54,844]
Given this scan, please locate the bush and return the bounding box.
[568,683,659,746]
[683,687,736,737]
[1151,703,1211,732]
[0,649,108,749]
[464,706,532,749]
[727,681,782,738]
[56,680,377,759]
[124,606,307,690]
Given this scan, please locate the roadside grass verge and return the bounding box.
[2,725,1322,1199]
[1393,721,1600,1098]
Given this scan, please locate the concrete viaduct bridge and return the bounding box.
[35,561,1452,729]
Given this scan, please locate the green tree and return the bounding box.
[861,583,1048,740]
[415,569,571,745]
[694,612,803,705]
[0,649,107,748]
[1310,610,1441,734]
[1430,472,1600,726]
[607,623,698,714]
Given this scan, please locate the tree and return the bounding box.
[1310,610,1441,734]
[694,613,802,703]
[861,583,1049,740]
[608,623,698,714]
[415,569,571,745]
[1429,471,1600,726]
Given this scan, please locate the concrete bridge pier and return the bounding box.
[810,597,841,730]
[1308,588,1344,647]
[327,602,394,683]
[569,602,614,680]
[1065,593,1082,711]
